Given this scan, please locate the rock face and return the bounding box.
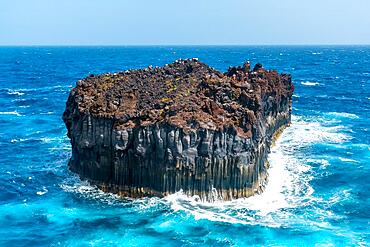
[63,59,294,201]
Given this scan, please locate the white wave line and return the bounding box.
[0,111,23,116]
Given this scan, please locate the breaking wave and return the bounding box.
[10,137,65,143]
[7,90,25,96]
[326,112,360,119]
[0,111,23,116]
[163,115,350,227]
[301,81,320,86]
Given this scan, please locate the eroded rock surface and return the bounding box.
[63,59,294,201]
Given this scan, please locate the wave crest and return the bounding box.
[301,81,320,86]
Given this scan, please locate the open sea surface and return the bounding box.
[0,46,369,246]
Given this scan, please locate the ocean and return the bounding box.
[0,46,369,246]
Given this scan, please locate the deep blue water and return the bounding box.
[0,46,369,246]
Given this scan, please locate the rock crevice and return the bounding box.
[63,59,294,201]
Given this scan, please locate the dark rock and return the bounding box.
[243,62,251,72]
[253,63,263,71]
[63,59,294,201]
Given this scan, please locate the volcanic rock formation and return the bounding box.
[63,59,294,201]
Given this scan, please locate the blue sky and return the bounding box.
[1,0,369,45]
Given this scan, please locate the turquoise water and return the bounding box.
[0,46,369,246]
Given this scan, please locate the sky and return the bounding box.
[0,0,370,45]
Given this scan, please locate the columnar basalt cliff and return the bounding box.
[63,59,294,201]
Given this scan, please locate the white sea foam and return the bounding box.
[1,85,67,94]
[10,138,28,143]
[61,180,124,205]
[326,112,360,119]
[11,98,27,103]
[325,189,352,206]
[36,187,48,195]
[7,90,25,96]
[164,115,350,227]
[0,111,23,116]
[306,158,330,168]
[40,137,58,143]
[61,180,168,212]
[338,157,358,163]
[10,136,65,143]
[301,81,320,86]
[286,116,348,144]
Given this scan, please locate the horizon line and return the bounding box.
[1,43,370,47]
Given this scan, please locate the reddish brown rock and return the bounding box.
[63,59,294,201]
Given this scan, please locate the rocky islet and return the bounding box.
[63,59,294,201]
